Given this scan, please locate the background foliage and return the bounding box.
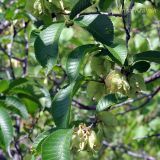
[0,0,160,160]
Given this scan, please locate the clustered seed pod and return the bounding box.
[34,0,43,15]
[72,124,98,151]
[105,70,130,95]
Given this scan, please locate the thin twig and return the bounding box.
[80,11,123,17]
[118,86,160,115]
[102,141,156,160]
[109,94,147,111]
[121,0,134,48]
[72,99,96,111]
[134,133,160,140]
[145,71,160,83]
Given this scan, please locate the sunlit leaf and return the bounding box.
[75,14,114,45]
[66,44,95,81]
[34,23,64,73]
[70,0,93,19]
[5,96,29,119]
[0,107,13,149]
[42,129,72,160]
[134,51,160,64]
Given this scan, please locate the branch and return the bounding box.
[118,86,160,115]
[72,100,96,110]
[72,85,159,112]
[59,11,124,17]
[102,141,156,160]
[22,21,29,77]
[145,71,160,83]
[80,12,123,17]
[121,0,134,48]
[109,94,147,111]
[134,133,160,140]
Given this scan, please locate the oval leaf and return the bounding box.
[131,60,150,73]
[51,85,74,128]
[97,93,127,111]
[87,81,106,101]
[42,129,72,160]
[0,80,9,93]
[75,14,114,45]
[5,96,29,119]
[0,107,13,149]
[99,0,113,11]
[134,51,160,64]
[105,42,127,65]
[70,0,92,19]
[97,94,117,111]
[34,23,64,73]
[66,44,95,81]
[32,128,56,154]
[51,77,82,128]
[97,111,117,127]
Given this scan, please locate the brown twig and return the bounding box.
[118,86,160,115]
[72,99,96,111]
[145,71,160,83]
[80,12,123,17]
[134,133,160,140]
[102,141,156,160]
[121,0,134,48]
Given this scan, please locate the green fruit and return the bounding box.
[105,70,130,95]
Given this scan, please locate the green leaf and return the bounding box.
[5,96,29,119]
[70,0,92,19]
[97,93,127,111]
[0,80,9,93]
[99,0,113,11]
[97,112,117,127]
[32,128,56,154]
[51,77,83,128]
[97,94,117,111]
[42,129,72,160]
[75,14,114,45]
[134,0,145,3]
[51,84,74,128]
[133,126,148,139]
[91,56,111,77]
[66,44,95,81]
[134,51,160,64]
[0,107,13,149]
[8,78,28,91]
[87,81,106,101]
[105,42,127,65]
[131,60,150,73]
[34,23,64,73]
